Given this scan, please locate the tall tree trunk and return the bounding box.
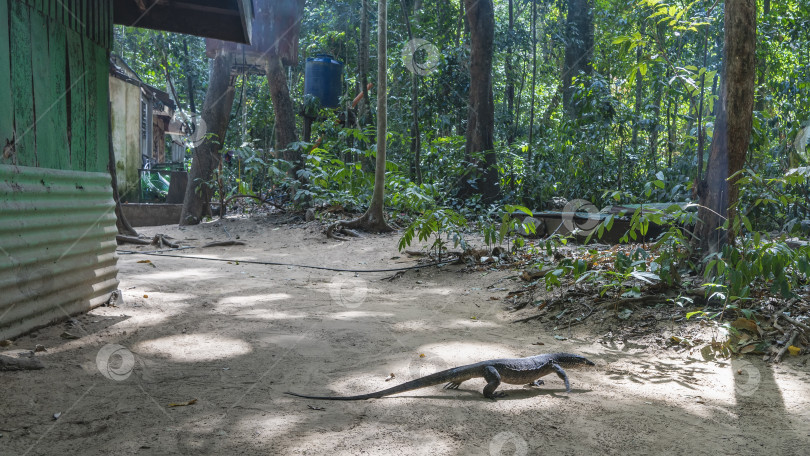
[364,0,392,230]
[400,0,422,184]
[696,0,756,255]
[562,0,594,119]
[754,0,770,112]
[265,55,299,171]
[327,0,392,234]
[527,0,537,169]
[182,37,196,114]
[632,21,645,152]
[461,0,497,202]
[180,53,236,225]
[695,24,710,185]
[505,0,515,145]
[359,0,371,129]
[515,58,527,138]
[455,0,468,137]
[650,79,662,170]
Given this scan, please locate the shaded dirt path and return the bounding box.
[2,216,809,455]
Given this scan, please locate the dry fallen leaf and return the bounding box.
[143,295,148,298]
[731,317,759,333]
[168,399,197,407]
[137,260,151,264]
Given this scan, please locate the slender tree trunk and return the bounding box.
[527,0,537,169]
[461,0,469,36]
[632,21,645,152]
[696,0,756,254]
[359,0,371,129]
[327,0,392,234]
[180,53,236,225]
[650,79,662,170]
[455,0,468,137]
[696,25,710,185]
[366,0,391,229]
[265,54,299,171]
[400,0,422,184]
[755,0,770,112]
[454,0,463,46]
[515,58,526,138]
[562,0,594,119]
[505,0,515,145]
[459,0,497,202]
[183,37,196,114]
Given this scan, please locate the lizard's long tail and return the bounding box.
[284,367,468,401]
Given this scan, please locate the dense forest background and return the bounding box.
[111,0,810,358]
[114,0,809,234]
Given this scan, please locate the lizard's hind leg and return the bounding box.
[482,366,506,399]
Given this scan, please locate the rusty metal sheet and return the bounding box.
[0,164,119,340]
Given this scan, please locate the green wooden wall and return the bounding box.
[1,0,113,173]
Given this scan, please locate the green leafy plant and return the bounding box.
[398,207,468,262]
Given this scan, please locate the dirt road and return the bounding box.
[2,216,809,455]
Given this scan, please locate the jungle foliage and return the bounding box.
[114,0,809,321]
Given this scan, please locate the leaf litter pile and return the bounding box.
[408,240,810,365]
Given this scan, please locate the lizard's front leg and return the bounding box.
[551,363,571,392]
[482,366,506,399]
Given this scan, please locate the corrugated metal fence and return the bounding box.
[0,0,118,340]
[0,165,119,340]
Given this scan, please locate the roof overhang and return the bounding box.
[114,0,254,44]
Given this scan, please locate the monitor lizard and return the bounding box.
[285,352,594,400]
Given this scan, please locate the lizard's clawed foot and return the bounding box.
[529,380,545,387]
[444,382,461,390]
[485,392,508,400]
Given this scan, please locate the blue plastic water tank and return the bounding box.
[304,54,343,109]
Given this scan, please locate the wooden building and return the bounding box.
[109,54,177,202]
[0,0,253,340]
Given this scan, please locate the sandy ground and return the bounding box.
[2,214,810,456]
